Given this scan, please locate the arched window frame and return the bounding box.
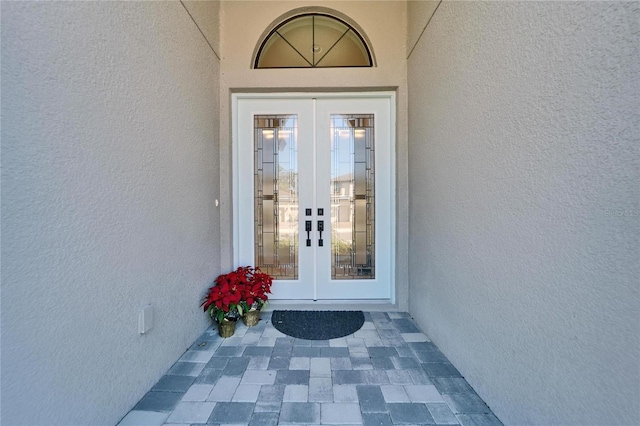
[252,7,376,69]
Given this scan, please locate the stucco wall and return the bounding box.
[407,1,639,425]
[219,1,409,309]
[1,1,221,424]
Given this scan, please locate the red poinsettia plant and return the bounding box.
[201,266,273,323]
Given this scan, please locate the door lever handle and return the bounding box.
[317,220,324,247]
[305,220,312,247]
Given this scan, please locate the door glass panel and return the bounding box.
[330,114,375,279]
[254,115,298,279]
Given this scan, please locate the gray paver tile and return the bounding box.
[310,358,332,377]
[362,412,393,426]
[431,378,474,394]
[240,369,277,385]
[283,384,308,402]
[166,401,216,423]
[329,337,348,347]
[443,393,490,414]
[346,337,366,347]
[182,384,214,401]
[188,337,221,353]
[392,319,421,333]
[223,357,250,376]
[292,346,321,357]
[194,367,223,385]
[422,363,462,378]
[241,331,262,345]
[289,357,311,370]
[133,391,183,412]
[349,346,370,357]
[388,403,435,424]
[405,385,445,403]
[368,347,398,358]
[364,370,391,384]
[351,357,374,370]
[258,337,277,347]
[207,402,254,424]
[117,410,169,426]
[268,355,291,370]
[407,369,434,385]
[321,347,350,357]
[151,375,194,393]
[396,346,415,357]
[207,377,241,402]
[167,361,206,377]
[276,369,310,385]
[415,350,449,363]
[214,346,244,357]
[357,385,387,413]
[427,402,459,424]
[321,403,362,424]
[248,356,271,370]
[308,377,333,402]
[333,384,358,403]
[330,357,353,370]
[392,357,421,370]
[354,329,380,340]
[371,357,395,370]
[179,350,216,363]
[333,370,367,385]
[261,327,287,338]
[456,413,503,426]
[380,385,410,402]
[249,411,280,426]
[244,346,273,357]
[310,339,330,347]
[279,402,320,424]
[257,384,285,403]
[206,357,230,369]
[401,333,430,343]
[232,384,261,402]
[386,370,414,385]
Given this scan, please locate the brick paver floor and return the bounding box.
[118,311,503,425]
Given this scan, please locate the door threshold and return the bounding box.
[264,300,399,312]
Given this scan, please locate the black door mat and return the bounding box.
[271,310,365,340]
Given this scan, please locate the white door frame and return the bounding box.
[232,91,396,303]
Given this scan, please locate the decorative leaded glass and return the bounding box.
[254,115,298,279]
[255,14,372,68]
[330,114,375,279]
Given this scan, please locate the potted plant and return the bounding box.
[201,266,273,335]
[201,272,243,337]
[236,266,273,326]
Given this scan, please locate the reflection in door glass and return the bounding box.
[330,114,375,280]
[254,115,298,279]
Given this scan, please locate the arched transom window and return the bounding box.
[254,12,374,69]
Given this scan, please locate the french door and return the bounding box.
[234,93,394,300]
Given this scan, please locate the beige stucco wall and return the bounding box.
[407,1,639,425]
[219,1,409,309]
[1,1,221,424]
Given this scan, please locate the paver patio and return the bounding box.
[118,312,503,425]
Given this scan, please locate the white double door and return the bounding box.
[234,93,394,300]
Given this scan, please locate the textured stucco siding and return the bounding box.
[1,1,221,425]
[407,1,639,425]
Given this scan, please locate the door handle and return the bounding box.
[317,220,324,247]
[305,220,312,247]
